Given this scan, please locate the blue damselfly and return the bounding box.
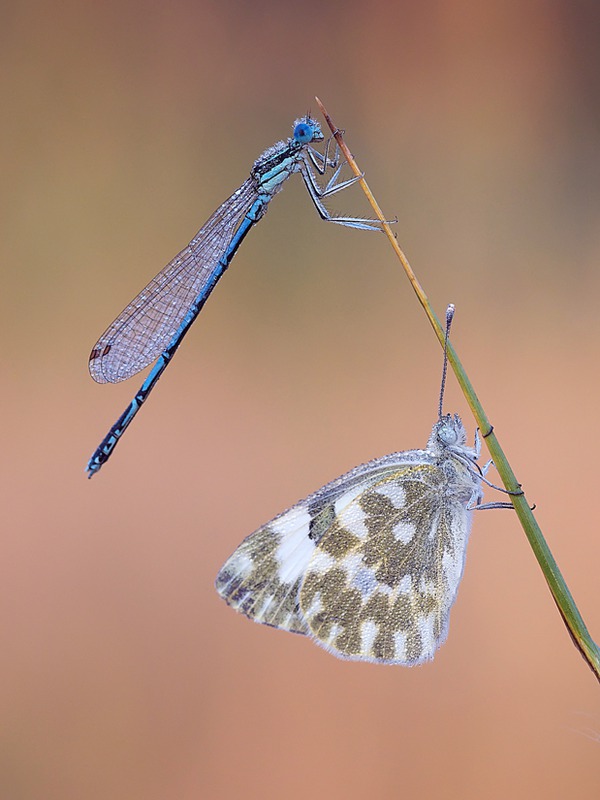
[87,115,383,477]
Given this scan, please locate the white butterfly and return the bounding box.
[216,413,489,665]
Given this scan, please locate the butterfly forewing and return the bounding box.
[215,505,313,634]
[215,462,404,634]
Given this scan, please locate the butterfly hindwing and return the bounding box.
[216,416,483,666]
[300,464,473,664]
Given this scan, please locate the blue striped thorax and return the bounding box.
[252,116,324,194]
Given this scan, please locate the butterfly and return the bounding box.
[216,412,491,665]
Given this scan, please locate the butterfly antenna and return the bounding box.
[438,304,455,421]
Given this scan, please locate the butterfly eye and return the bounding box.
[294,122,314,143]
[437,420,458,446]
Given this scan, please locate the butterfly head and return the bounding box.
[429,413,481,462]
[436,413,465,444]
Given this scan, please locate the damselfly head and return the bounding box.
[293,116,323,144]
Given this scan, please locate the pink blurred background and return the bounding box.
[2,1,600,797]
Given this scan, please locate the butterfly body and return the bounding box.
[216,414,484,665]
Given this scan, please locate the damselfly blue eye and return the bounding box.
[293,122,313,143]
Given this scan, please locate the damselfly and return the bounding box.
[87,115,383,477]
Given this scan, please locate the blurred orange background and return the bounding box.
[2,1,600,797]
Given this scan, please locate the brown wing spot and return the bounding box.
[90,344,112,362]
